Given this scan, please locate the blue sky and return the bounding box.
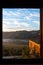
[2,8,40,32]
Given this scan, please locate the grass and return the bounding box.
[2,42,40,59]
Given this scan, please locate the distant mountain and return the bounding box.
[3,30,40,43]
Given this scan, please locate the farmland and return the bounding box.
[2,39,40,59]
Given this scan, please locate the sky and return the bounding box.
[2,8,40,32]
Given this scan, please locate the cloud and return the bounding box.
[32,21,40,25]
[2,26,39,32]
[13,19,30,27]
[16,8,31,11]
[3,19,11,25]
[3,17,39,32]
[24,16,31,20]
[13,20,19,25]
[2,24,8,32]
[30,13,40,17]
[9,11,21,16]
[2,9,40,32]
[3,18,31,32]
[3,10,11,16]
[3,9,21,18]
[3,21,39,32]
[20,22,30,27]
[29,9,39,11]
[3,26,31,32]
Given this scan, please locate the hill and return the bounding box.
[3,30,40,43]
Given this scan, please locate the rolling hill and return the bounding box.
[3,30,40,43]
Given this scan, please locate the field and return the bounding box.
[2,40,40,59]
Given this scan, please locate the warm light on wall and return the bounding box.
[29,40,40,54]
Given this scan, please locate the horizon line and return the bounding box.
[2,30,40,32]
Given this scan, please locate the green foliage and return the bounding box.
[35,53,40,58]
[3,48,10,56]
[31,48,40,58]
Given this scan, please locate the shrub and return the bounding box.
[3,48,10,56]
